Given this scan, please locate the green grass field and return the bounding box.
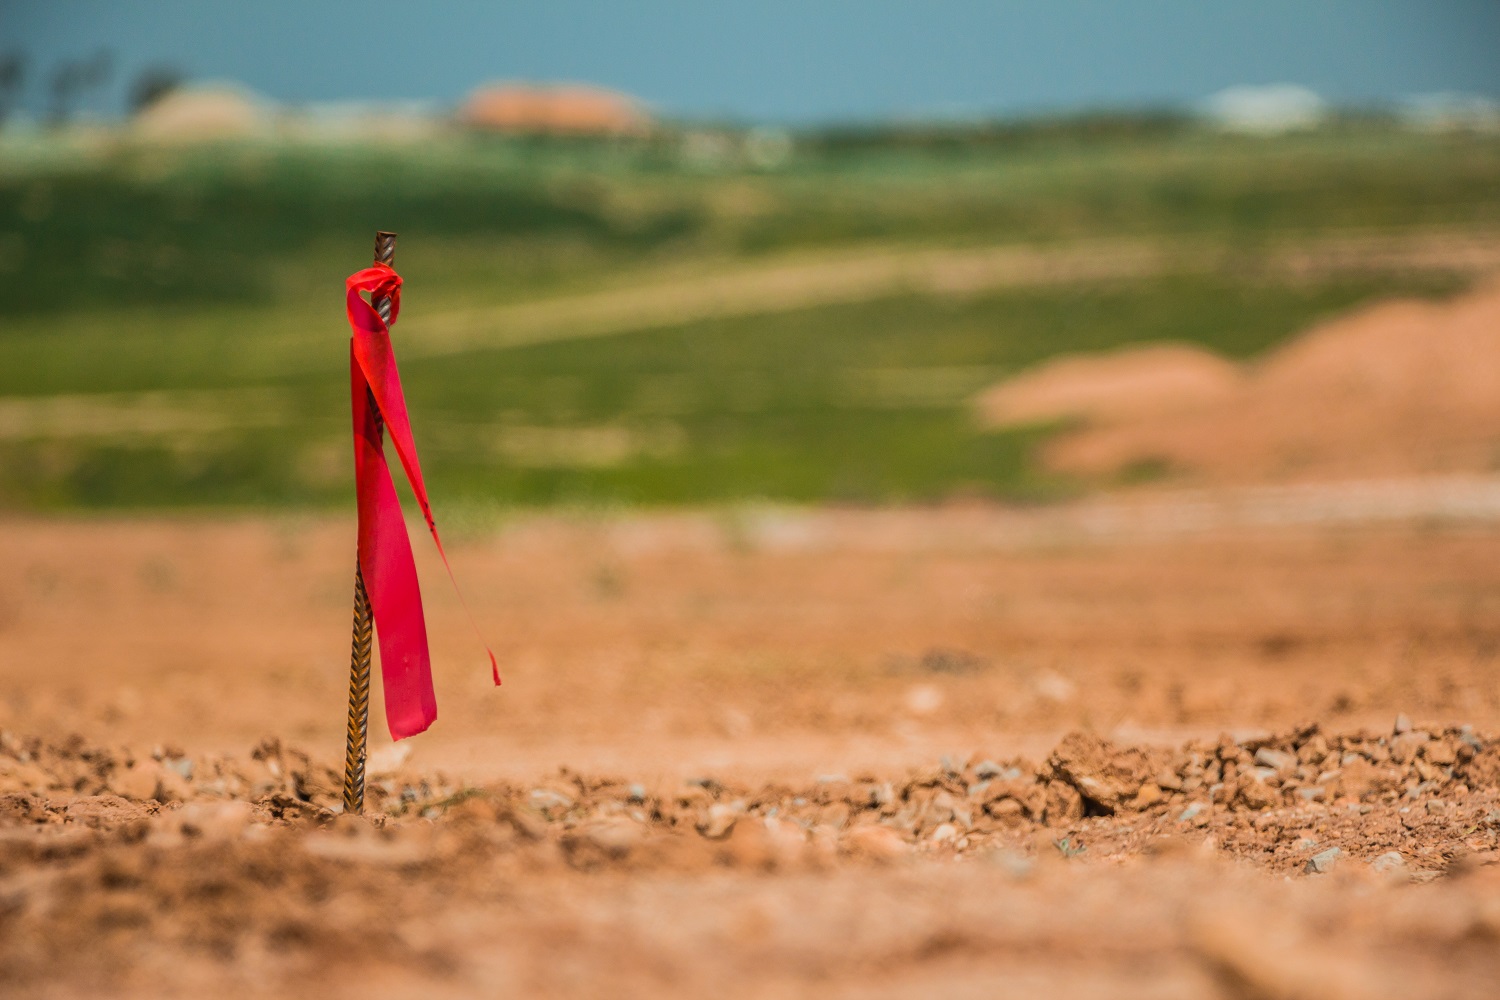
[2,120,1497,510]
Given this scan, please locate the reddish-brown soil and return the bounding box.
[4,506,1500,997]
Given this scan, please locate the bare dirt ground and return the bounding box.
[4,499,1500,998]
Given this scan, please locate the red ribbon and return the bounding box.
[346,263,500,741]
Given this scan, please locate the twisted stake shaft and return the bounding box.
[341,562,374,812]
[342,231,397,815]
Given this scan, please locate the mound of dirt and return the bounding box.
[976,344,1241,427]
[460,82,652,136]
[977,279,1500,483]
[132,84,273,144]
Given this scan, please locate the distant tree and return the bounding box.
[129,65,183,115]
[0,52,24,125]
[47,48,112,126]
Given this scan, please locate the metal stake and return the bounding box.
[342,230,397,814]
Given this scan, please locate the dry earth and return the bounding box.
[4,500,1500,997]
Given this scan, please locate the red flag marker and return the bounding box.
[346,262,500,738]
[341,233,497,813]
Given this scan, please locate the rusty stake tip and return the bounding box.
[373,231,398,265]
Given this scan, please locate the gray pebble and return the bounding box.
[529,788,574,812]
[973,760,1004,779]
[1304,847,1342,874]
[1254,748,1294,771]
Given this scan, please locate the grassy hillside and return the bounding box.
[0,121,1496,509]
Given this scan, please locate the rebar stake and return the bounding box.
[341,230,397,815]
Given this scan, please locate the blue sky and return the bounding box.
[3,1,1498,123]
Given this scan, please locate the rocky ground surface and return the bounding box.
[4,719,1500,998]
[4,512,1500,997]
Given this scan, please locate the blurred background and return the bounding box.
[2,1,1498,512]
[4,0,1500,761]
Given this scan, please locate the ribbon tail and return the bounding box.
[347,270,501,686]
[352,354,437,740]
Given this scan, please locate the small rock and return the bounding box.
[1390,731,1430,764]
[574,817,643,858]
[985,798,1025,826]
[163,757,195,781]
[1296,786,1325,802]
[156,768,190,803]
[1132,782,1163,809]
[112,763,163,801]
[1425,799,1448,815]
[626,783,647,803]
[1178,802,1205,823]
[1304,847,1342,874]
[973,760,1004,780]
[1370,851,1406,874]
[928,822,958,844]
[1394,713,1412,735]
[1423,740,1457,767]
[1235,773,1278,811]
[501,804,550,840]
[529,788,574,815]
[1253,748,1294,772]
[699,802,741,839]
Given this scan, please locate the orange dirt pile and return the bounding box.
[979,278,1500,483]
[460,82,652,136]
[976,343,1242,426]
